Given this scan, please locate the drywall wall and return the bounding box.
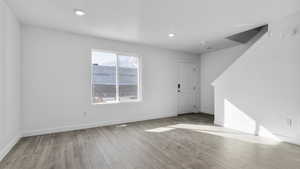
[21,25,200,136]
[213,12,300,144]
[199,28,266,114]
[0,0,21,161]
[200,45,251,114]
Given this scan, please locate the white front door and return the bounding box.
[177,62,198,115]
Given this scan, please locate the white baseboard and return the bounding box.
[22,115,300,146]
[23,113,177,137]
[214,120,223,126]
[213,121,300,145]
[0,134,21,162]
[198,112,214,116]
[275,134,300,145]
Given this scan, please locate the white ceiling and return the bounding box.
[5,0,300,54]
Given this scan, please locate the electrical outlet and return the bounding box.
[291,27,299,36]
[286,118,293,128]
[83,112,87,117]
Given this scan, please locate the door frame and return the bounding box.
[176,60,200,115]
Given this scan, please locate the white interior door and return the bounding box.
[177,62,198,115]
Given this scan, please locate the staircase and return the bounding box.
[212,11,300,144]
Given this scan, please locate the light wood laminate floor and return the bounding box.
[1,114,300,169]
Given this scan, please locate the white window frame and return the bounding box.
[91,49,142,105]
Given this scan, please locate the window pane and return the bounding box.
[118,55,138,101]
[92,51,117,103]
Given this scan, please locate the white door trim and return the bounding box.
[177,61,200,115]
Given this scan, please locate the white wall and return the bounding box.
[0,0,21,161]
[200,45,251,114]
[21,25,200,136]
[199,29,266,114]
[213,12,300,144]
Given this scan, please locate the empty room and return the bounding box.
[1,0,300,169]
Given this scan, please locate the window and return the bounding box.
[91,50,140,104]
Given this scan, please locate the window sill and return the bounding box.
[91,99,142,105]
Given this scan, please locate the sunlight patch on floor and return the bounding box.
[144,99,282,145]
[145,123,281,145]
[145,127,175,133]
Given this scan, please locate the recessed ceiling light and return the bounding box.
[74,9,86,16]
[168,33,175,38]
